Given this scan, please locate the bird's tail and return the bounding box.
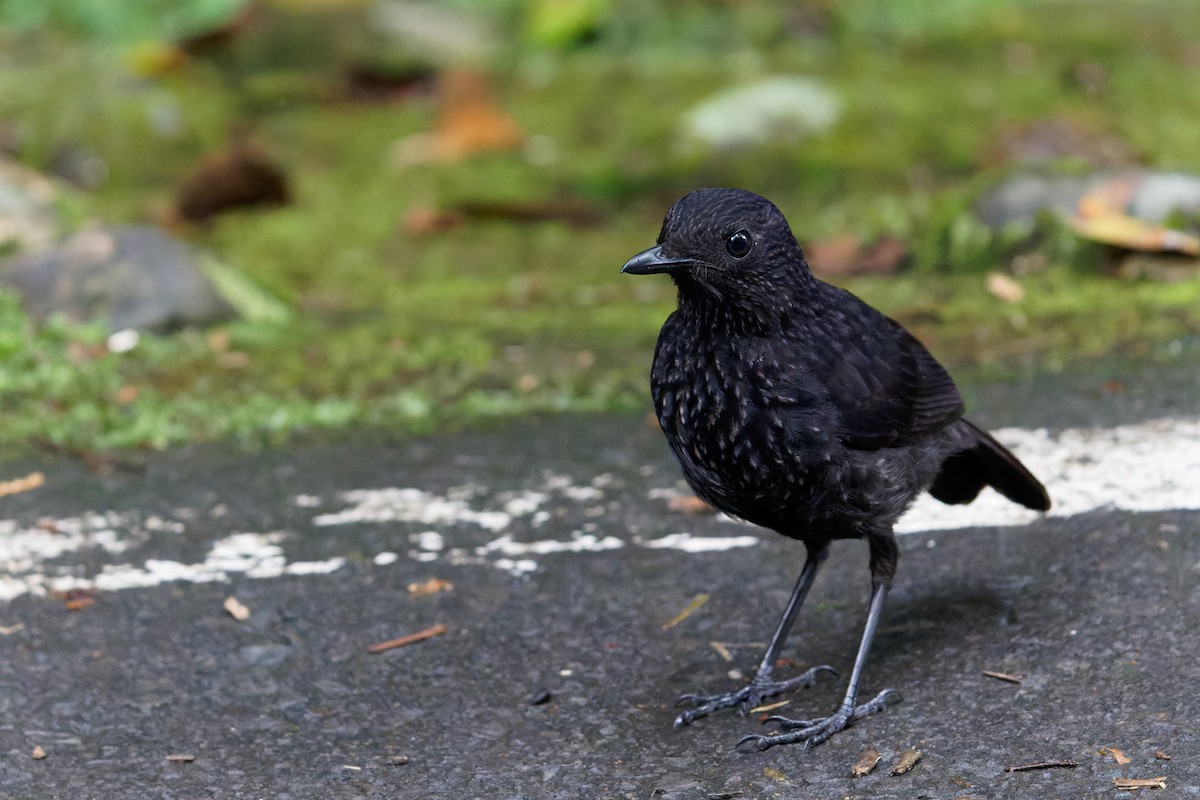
[928,419,1050,511]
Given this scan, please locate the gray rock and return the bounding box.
[973,173,1092,230]
[679,76,843,150]
[0,158,61,254]
[0,225,235,332]
[1129,171,1200,222]
[974,169,1200,231]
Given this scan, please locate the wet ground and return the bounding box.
[1,355,1198,799]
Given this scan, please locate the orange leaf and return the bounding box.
[394,71,525,165]
[1070,213,1200,255]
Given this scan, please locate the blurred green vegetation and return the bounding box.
[1,0,1199,453]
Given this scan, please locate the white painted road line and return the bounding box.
[2,417,1198,601]
[896,417,1200,532]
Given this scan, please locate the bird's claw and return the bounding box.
[734,688,900,751]
[734,711,850,751]
[735,733,776,751]
[673,665,836,729]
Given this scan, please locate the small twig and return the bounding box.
[65,597,95,612]
[749,699,789,714]
[709,641,733,662]
[1005,760,1077,772]
[1113,777,1166,790]
[408,577,454,597]
[223,596,250,621]
[661,594,708,630]
[0,471,45,498]
[367,623,447,653]
[982,670,1022,684]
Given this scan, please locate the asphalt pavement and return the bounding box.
[1,351,1199,799]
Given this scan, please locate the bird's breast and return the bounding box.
[651,334,840,528]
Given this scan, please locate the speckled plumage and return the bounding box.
[624,188,1049,749]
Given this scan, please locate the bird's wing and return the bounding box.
[803,285,965,450]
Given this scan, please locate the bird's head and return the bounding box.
[621,188,813,329]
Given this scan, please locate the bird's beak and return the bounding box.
[621,245,696,275]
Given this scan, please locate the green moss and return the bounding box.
[1,1,1199,453]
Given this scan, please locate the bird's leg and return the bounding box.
[738,534,900,750]
[674,545,835,729]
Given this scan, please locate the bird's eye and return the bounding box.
[725,229,752,259]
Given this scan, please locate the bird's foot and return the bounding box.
[736,688,900,751]
[673,665,836,729]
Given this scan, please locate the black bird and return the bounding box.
[622,188,1050,750]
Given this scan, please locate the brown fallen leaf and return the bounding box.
[851,746,882,777]
[367,623,448,654]
[1154,751,1171,761]
[0,471,45,498]
[31,745,47,760]
[65,596,95,612]
[223,596,251,622]
[982,669,1023,684]
[1099,746,1131,765]
[1071,212,1200,256]
[890,748,922,775]
[1113,777,1166,790]
[165,753,195,763]
[661,593,709,630]
[338,63,435,105]
[408,577,454,598]
[1070,174,1200,255]
[173,141,290,224]
[762,766,789,783]
[392,70,524,165]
